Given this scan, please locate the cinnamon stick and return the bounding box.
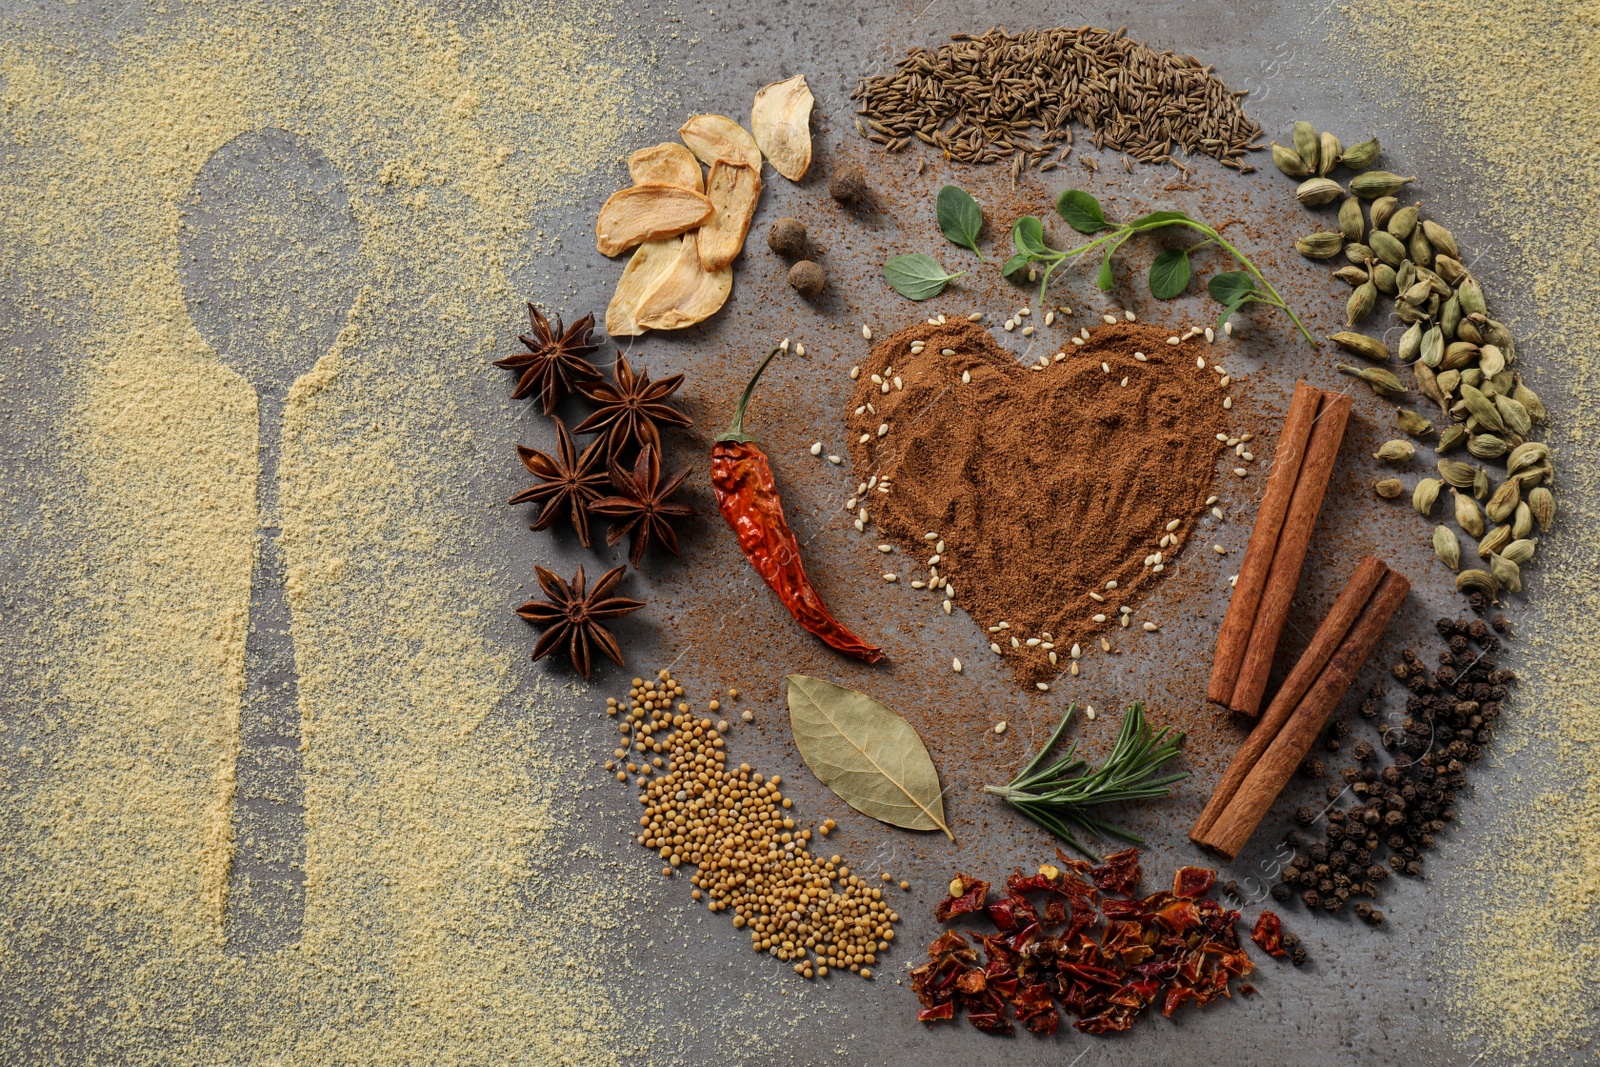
[1195,567,1410,861]
[1190,556,1389,844]
[1205,382,1322,705]
[1229,391,1353,717]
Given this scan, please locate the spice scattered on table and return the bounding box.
[493,304,602,415]
[912,851,1256,1035]
[516,564,645,680]
[605,670,899,979]
[853,27,1262,174]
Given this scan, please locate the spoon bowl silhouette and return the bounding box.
[178,128,364,951]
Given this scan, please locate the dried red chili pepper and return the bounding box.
[1250,910,1287,957]
[711,347,884,663]
[1172,865,1216,899]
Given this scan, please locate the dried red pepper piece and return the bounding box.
[711,347,884,663]
[1172,865,1217,899]
[1089,848,1141,894]
[916,1001,955,1023]
[935,876,990,922]
[1250,910,1287,957]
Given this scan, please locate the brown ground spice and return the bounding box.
[846,319,1230,688]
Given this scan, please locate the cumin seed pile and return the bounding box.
[851,26,1262,175]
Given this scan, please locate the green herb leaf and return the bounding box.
[1011,215,1050,257]
[1148,247,1192,299]
[882,254,965,301]
[1096,253,1115,292]
[1208,270,1258,306]
[936,184,986,262]
[984,702,1186,859]
[787,675,953,840]
[1001,252,1032,279]
[1126,209,1193,230]
[1056,189,1107,234]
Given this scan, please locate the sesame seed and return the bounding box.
[928,554,941,565]
[1100,638,1111,652]
[854,405,865,416]
[1227,437,1240,447]
[1214,544,1227,554]
[867,403,876,414]
[1223,397,1233,410]
[1167,336,1180,345]
[1120,376,1129,386]
[1041,642,1054,650]
[990,643,1002,654]
[1134,351,1147,362]
[1242,451,1254,462]
[1010,636,1020,648]
[1196,356,1206,369]
[924,532,939,540]
[1105,580,1117,590]
[961,370,971,384]
[1080,327,1090,339]
[1054,352,1066,362]
[1070,662,1080,676]
[1086,707,1097,720]
[858,482,869,494]
[1120,615,1129,628]
[1241,433,1254,442]
[859,433,870,444]
[859,507,868,521]
[1070,643,1081,659]
[780,338,790,352]
[853,519,865,531]
[849,366,861,379]
[1220,375,1231,387]
[1044,311,1055,326]
[1021,325,1035,336]
[1036,682,1050,692]
[1212,506,1224,520]
[1102,314,1118,325]
[998,621,1009,629]
[1003,319,1015,332]
[1048,651,1058,665]
[1018,307,1030,317]
[1025,637,1040,647]
[877,423,889,437]
[1125,310,1136,322]
[880,381,890,394]
[809,441,822,455]
[893,376,903,390]
[1089,592,1105,602]
[951,658,962,673]
[911,580,926,589]
[1071,337,1085,346]
[1229,574,1239,586]
[1143,621,1159,632]
[1152,563,1164,573]
[968,312,983,322]
[1204,327,1215,344]
[871,373,883,384]
[1234,467,1248,477]
[829,455,842,465]
[943,599,952,614]
[941,348,956,356]
[883,573,897,582]
[994,721,1006,734]
[796,343,806,357]
[1165,519,1181,532]
[878,544,893,553]
[935,540,945,553]
[1205,495,1218,505]
[845,497,857,509]
[1224,321,1234,336]
[862,324,872,339]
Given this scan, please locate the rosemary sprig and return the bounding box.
[984,702,1188,860]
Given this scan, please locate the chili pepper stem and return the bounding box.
[716,346,785,444]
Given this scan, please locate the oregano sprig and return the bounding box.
[1003,190,1316,346]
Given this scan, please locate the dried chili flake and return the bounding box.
[935,876,990,922]
[1250,910,1288,958]
[1089,848,1142,894]
[1172,865,1217,899]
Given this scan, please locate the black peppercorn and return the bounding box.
[1270,883,1292,903]
[1291,947,1308,967]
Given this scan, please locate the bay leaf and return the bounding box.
[786,674,952,840]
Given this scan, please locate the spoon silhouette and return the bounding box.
[179,128,363,952]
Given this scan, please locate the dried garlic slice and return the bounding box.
[627,142,703,193]
[605,238,682,336]
[750,74,814,181]
[595,183,713,257]
[678,114,762,170]
[606,236,733,335]
[697,161,762,272]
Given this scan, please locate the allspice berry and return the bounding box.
[830,166,867,205]
[767,217,807,258]
[789,260,825,297]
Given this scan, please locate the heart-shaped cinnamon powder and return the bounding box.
[847,318,1231,688]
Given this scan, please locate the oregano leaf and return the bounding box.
[936,184,986,261]
[1096,252,1115,292]
[1148,247,1192,299]
[1011,215,1049,257]
[1208,270,1258,306]
[1001,252,1033,279]
[1056,189,1107,234]
[883,253,965,301]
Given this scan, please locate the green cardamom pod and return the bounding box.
[1413,478,1442,515]
[1469,433,1508,460]
[1372,262,1398,296]
[1350,170,1415,199]
[1317,131,1343,176]
[1473,466,1491,501]
[1434,254,1466,286]
[1454,489,1485,538]
[1293,120,1320,171]
[1337,362,1406,396]
[1401,280,1432,306]
[1374,477,1403,499]
[1460,383,1504,432]
[1503,538,1537,566]
[1272,141,1311,178]
[1494,394,1531,438]
[1346,281,1378,325]
[1528,486,1554,531]
[1393,300,1427,325]
[1330,331,1391,362]
[1512,501,1533,540]
[1369,195,1398,232]
[1387,204,1419,239]
[1457,275,1487,316]
[1456,568,1498,601]
[1344,242,1373,266]
[1441,341,1480,371]
[1455,318,1484,345]
[1420,325,1444,368]
[1438,459,1475,488]
[1296,176,1346,207]
[1426,291,1441,321]
[1368,230,1406,267]
[1440,294,1461,341]
[1483,319,1516,363]
[1477,344,1506,379]
[1374,439,1415,463]
[1486,479,1521,524]
[1418,266,1452,297]
[1295,231,1345,259]
[1408,225,1434,268]
[1396,408,1434,436]
[1396,323,1423,365]
[1341,137,1381,171]
[1434,525,1461,572]
[1395,259,1417,294]
[1421,219,1459,259]
[1489,553,1521,594]
[1437,424,1467,452]
[1333,265,1370,287]
[1506,441,1549,477]
[1436,369,1461,397]
[1513,464,1550,490]
[1512,380,1545,422]
[1337,196,1365,243]
[1463,367,1485,389]
[1478,524,1513,559]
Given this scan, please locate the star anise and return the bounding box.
[493,304,602,415]
[515,564,644,680]
[589,444,696,567]
[574,350,692,457]
[510,419,609,548]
